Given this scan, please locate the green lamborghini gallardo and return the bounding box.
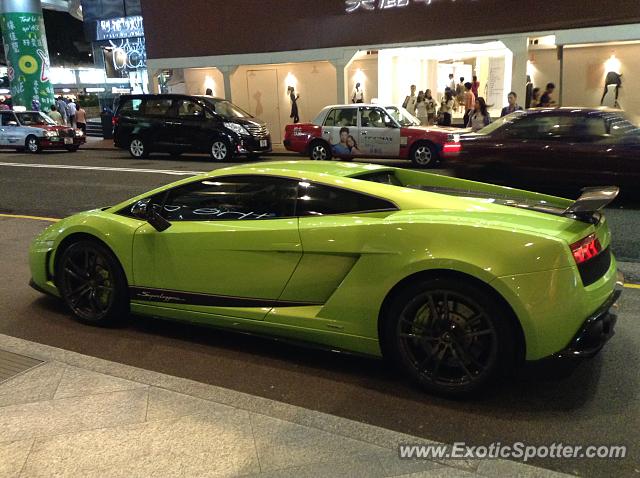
[29,161,623,395]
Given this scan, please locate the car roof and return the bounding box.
[215,160,392,178]
[524,107,622,115]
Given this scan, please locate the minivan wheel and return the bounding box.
[129,137,148,159]
[210,139,231,161]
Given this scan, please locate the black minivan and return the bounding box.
[113,94,272,160]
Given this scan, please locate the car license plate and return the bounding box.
[260,139,268,148]
[64,137,73,145]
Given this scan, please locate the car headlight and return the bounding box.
[224,122,249,136]
[43,130,56,138]
[75,129,84,137]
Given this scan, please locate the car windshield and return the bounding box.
[385,106,420,127]
[602,111,640,137]
[475,110,525,135]
[203,98,253,119]
[16,112,56,126]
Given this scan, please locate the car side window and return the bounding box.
[1,112,16,126]
[360,107,393,128]
[324,109,338,127]
[298,182,397,216]
[143,98,173,117]
[176,100,205,119]
[158,175,298,221]
[503,115,570,140]
[118,98,143,116]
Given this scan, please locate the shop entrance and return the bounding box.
[246,69,282,144]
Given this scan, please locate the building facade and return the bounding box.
[140,0,640,143]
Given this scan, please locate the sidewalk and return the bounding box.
[0,334,571,478]
[83,136,296,156]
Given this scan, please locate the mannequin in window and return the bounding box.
[600,71,622,108]
[288,86,300,124]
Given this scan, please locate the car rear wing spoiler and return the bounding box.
[563,186,619,223]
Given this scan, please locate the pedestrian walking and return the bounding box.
[530,87,541,107]
[539,83,556,107]
[352,82,364,103]
[48,105,63,125]
[75,103,87,134]
[471,75,480,98]
[455,77,465,111]
[463,82,476,127]
[288,86,300,124]
[56,96,68,125]
[67,98,77,128]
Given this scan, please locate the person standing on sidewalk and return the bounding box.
[75,103,87,134]
[403,84,418,115]
[67,98,77,128]
[500,92,524,117]
[463,82,476,127]
[425,89,437,126]
[56,97,68,125]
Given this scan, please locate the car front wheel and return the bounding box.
[410,142,438,168]
[210,139,232,161]
[26,135,41,154]
[309,141,331,161]
[55,240,129,326]
[382,277,516,396]
[129,137,149,159]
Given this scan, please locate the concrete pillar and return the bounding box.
[330,58,350,104]
[218,65,238,101]
[0,0,55,110]
[501,36,528,109]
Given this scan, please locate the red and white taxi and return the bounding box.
[0,110,86,153]
[284,104,461,168]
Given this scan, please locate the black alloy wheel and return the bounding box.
[56,240,128,326]
[383,278,514,396]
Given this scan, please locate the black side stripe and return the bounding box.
[129,287,322,308]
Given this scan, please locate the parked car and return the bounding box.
[30,161,623,396]
[0,110,85,153]
[447,107,640,193]
[283,104,462,167]
[113,94,272,161]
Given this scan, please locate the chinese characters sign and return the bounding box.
[345,0,461,13]
[0,11,54,110]
[96,15,144,41]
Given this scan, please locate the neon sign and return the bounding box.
[96,15,144,41]
[345,0,469,13]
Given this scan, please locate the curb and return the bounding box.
[81,146,299,157]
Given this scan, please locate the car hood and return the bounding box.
[230,117,266,128]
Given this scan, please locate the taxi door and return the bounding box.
[358,106,400,157]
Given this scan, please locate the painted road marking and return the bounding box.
[625,283,640,290]
[0,162,203,176]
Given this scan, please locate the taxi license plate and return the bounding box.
[64,137,73,145]
[260,139,268,148]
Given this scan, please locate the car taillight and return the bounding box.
[570,234,602,265]
[112,116,119,127]
[442,142,461,155]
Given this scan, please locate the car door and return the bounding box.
[359,106,400,157]
[166,98,216,152]
[271,181,398,334]
[131,175,302,321]
[321,107,358,158]
[140,96,175,150]
[0,111,23,147]
[0,112,13,146]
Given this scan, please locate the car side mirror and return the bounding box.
[131,199,172,232]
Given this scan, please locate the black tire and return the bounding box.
[410,142,438,168]
[309,141,332,161]
[381,277,516,397]
[66,146,79,152]
[210,138,232,161]
[129,137,149,159]
[25,135,41,154]
[55,240,129,326]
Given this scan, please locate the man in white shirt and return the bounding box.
[403,85,417,115]
[67,99,77,128]
[448,74,456,94]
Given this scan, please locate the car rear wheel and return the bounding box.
[210,139,231,161]
[55,240,128,326]
[129,137,149,159]
[309,141,331,161]
[26,135,41,154]
[382,277,514,396]
[410,142,437,168]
